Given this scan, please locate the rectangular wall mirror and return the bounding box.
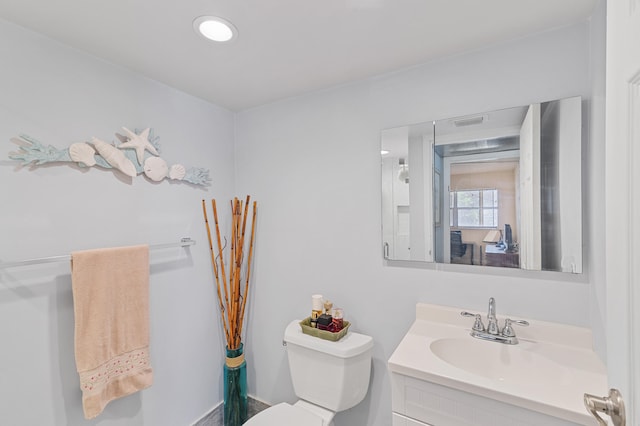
[381,96,583,273]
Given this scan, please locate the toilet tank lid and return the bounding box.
[284,320,373,358]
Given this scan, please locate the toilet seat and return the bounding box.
[243,402,324,426]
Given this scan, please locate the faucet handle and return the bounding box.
[501,318,529,337]
[461,311,485,332]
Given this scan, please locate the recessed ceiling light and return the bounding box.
[193,16,238,43]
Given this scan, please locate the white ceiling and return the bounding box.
[0,0,597,111]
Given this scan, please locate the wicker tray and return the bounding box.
[299,317,350,342]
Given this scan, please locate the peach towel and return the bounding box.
[71,245,153,419]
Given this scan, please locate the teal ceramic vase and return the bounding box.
[224,343,247,426]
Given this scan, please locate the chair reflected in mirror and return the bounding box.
[450,231,474,265]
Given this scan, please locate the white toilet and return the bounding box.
[244,319,374,426]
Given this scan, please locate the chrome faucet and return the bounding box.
[461,297,529,345]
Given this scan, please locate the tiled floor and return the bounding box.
[195,397,270,426]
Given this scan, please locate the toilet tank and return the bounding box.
[283,320,374,412]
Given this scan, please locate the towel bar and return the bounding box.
[0,237,196,269]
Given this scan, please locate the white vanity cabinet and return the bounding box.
[391,372,585,426]
[388,303,607,426]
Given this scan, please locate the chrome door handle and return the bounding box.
[584,389,625,426]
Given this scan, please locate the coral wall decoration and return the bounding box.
[8,127,211,186]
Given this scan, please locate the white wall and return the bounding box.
[235,22,600,426]
[0,19,235,425]
[587,0,607,365]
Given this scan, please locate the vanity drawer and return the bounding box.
[391,373,586,426]
[393,412,433,426]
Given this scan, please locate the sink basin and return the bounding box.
[429,337,571,385]
[388,304,608,425]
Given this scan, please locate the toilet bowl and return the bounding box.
[244,320,374,426]
[244,402,325,425]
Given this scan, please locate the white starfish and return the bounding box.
[117,127,159,165]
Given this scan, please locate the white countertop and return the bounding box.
[388,303,608,425]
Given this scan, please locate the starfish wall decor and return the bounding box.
[8,127,211,186]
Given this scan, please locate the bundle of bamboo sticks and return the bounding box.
[202,196,257,351]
